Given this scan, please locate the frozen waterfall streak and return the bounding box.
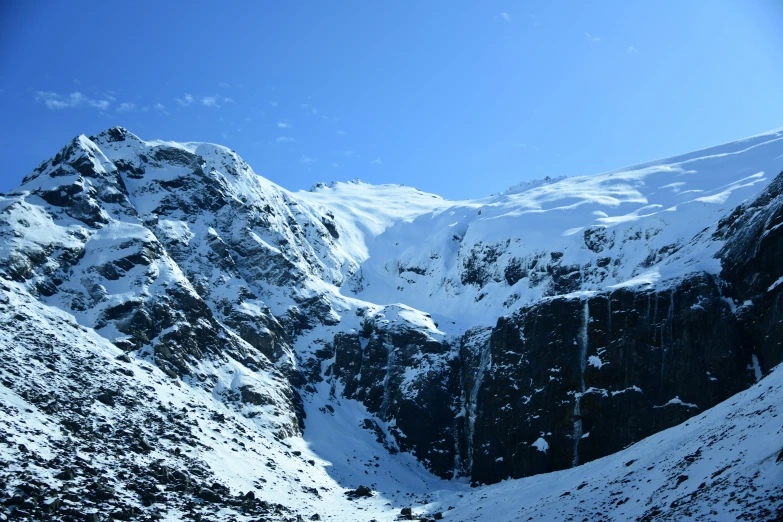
[466,339,493,474]
[659,291,675,396]
[572,299,589,467]
[379,340,396,420]
[453,369,466,478]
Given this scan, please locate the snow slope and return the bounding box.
[298,129,783,327]
[301,180,454,263]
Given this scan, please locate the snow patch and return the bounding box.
[587,355,606,369]
[768,276,783,292]
[531,437,549,454]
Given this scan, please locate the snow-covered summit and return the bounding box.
[307,128,783,326]
[6,124,783,339]
[298,178,452,263]
[20,125,783,330]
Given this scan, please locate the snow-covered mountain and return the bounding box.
[301,130,781,326]
[1,126,781,520]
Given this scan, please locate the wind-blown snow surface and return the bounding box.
[300,129,783,326]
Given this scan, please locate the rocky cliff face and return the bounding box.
[304,167,783,484]
[314,184,783,483]
[462,275,754,483]
[2,127,782,517]
[454,173,783,483]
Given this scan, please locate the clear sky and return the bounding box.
[1,1,782,199]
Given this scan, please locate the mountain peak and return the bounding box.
[20,133,109,187]
[309,178,368,192]
[90,126,141,144]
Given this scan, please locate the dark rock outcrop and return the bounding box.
[463,273,754,484]
[330,311,460,474]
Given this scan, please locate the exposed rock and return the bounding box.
[197,487,223,503]
[91,483,115,500]
[344,485,373,499]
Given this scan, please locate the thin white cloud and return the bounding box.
[277,121,292,128]
[332,163,339,168]
[300,103,319,116]
[343,151,355,157]
[501,12,511,22]
[276,136,295,143]
[176,93,232,108]
[585,32,601,43]
[269,101,278,107]
[43,98,70,110]
[370,158,382,165]
[117,102,136,112]
[336,130,346,135]
[176,94,195,107]
[35,91,112,111]
[152,103,170,115]
[203,95,233,107]
[627,45,638,54]
[218,82,230,88]
[300,155,316,164]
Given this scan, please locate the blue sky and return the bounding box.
[1,1,782,199]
